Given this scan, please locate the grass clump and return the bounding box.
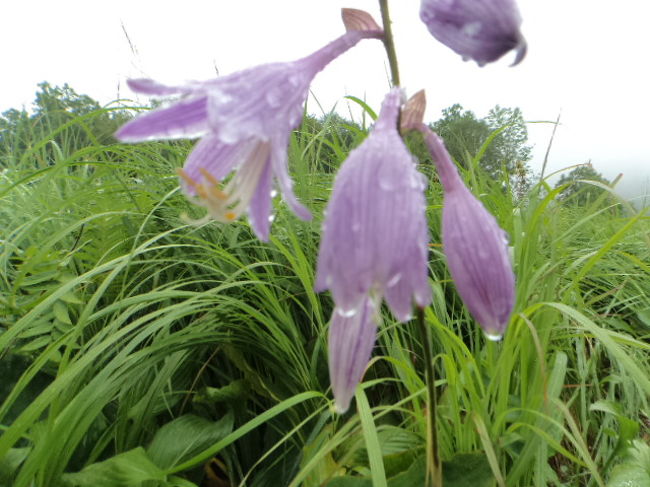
[0,91,648,486]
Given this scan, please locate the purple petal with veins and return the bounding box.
[115,9,383,240]
[420,0,526,66]
[328,297,379,414]
[316,88,431,321]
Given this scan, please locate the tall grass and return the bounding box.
[0,103,648,486]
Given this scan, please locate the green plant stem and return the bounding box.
[378,0,401,86]
[416,307,442,486]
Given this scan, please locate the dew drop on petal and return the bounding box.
[462,22,482,37]
[266,88,283,108]
[270,189,278,198]
[337,307,358,318]
[379,178,395,191]
[289,73,306,87]
[484,332,503,342]
[268,214,275,223]
[386,273,402,288]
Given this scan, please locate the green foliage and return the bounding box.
[555,163,611,206]
[0,82,130,169]
[430,103,532,179]
[0,85,649,487]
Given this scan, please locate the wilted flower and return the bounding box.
[419,0,526,66]
[116,9,383,241]
[403,91,515,339]
[316,88,431,412]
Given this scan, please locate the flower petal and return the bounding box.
[270,134,312,221]
[182,135,258,192]
[248,159,274,241]
[417,123,515,338]
[115,96,209,142]
[328,298,379,414]
[442,186,515,338]
[419,0,525,66]
[316,88,431,319]
[126,78,192,96]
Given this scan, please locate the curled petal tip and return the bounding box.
[126,78,186,96]
[401,89,427,133]
[420,0,525,66]
[341,8,382,35]
[511,39,527,66]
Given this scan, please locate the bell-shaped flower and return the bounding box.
[419,0,526,66]
[328,297,379,413]
[403,91,515,339]
[116,9,383,241]
[316,88,431,411]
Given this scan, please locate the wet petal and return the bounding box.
[329,298,379,414]
[316,88,431,320]
[182,135,258,191]
[442,185,515,338]
[270,134,312,221]
[248,159,274,241]
[126,78,192,96]
[415,120,515,338]
[419,0,526,66]
[115,96,209,142]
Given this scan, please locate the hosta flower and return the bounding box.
[316,88,431,411]
[419,0,526,66]
[403,91,515,339]
[116,9,383,241]
[329,298,379,413]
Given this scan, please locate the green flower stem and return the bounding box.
[378,0,401,86]
[416,307,442,486]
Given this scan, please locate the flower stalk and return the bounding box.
[378,0,401,86]
[416,307,442,487]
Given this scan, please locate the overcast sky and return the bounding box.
[2,1,649,203]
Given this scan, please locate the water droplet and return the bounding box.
[266,88,283,108]
[386,273,402,288]
[268,214,275,223]
[484,332,503,342]
[379,178,395,191]
[337,307,357,318]
[270,189,278,198]
[289,73,305,87]
[462,21,482,37]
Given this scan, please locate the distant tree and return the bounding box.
[555,163,610,206]
[431,104,532,180]
[0,82,130,168]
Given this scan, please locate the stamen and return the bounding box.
[176,168,197,188]
[176,141,271,225]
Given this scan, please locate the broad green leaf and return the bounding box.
[53,301,72,325]
[443,453,494,487]
[61,447,165,487]
[608,464,650,487]
[147,413,234,469]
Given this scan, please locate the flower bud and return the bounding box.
[419,0,526,66]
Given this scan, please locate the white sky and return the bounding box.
[2,1,649,203]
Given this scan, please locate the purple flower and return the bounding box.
[403,91,515,339]
[116,9,383,241]
[419,0,526,66]
[329,297,379,413]
[316,88,431,411]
